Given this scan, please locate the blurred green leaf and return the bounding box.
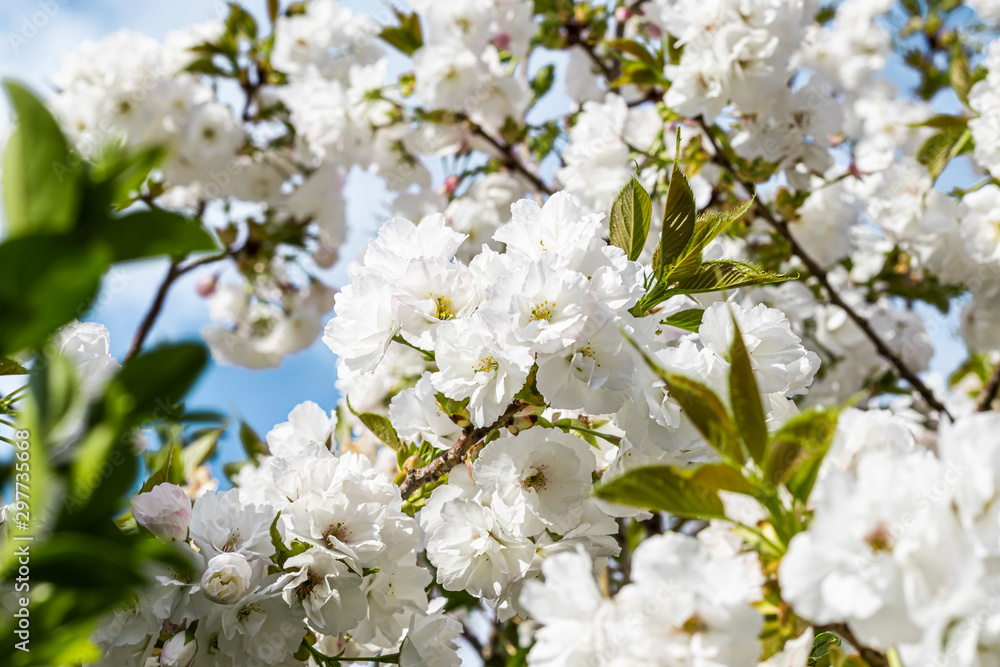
[763,407,840,501]
[0,357,29,375]
[1,81,82,238]
[0,237,108,356]
[380,10,423,56]
[89,209,219,263]
[240,421,269,462]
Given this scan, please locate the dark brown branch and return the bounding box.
[465,121,553,196]
[697,118,954,421]
[399,402,522,500]
[125,260,182,363]
[817,623,889,667]
[977,360,1000,412]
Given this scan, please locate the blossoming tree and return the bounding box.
[2,0,1000,665]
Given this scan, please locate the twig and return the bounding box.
[697,118,954,421]
[818,623,889,667]
[399,402,522,500]
[977,359,1000,412]
[125,260,182,363]
[463,118,553,196]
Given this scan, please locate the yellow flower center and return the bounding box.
[530,300,555,322]
[474,357,499,373]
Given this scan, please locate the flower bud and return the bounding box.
[130,484,191,542]
[201,552,253,604]
[196,274,218,298]
[160,629,197,667]
[615,6,633,21]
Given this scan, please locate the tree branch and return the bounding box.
[399,402,522,500]
[697,118,954,421]
[977,359,1000,412]
[817,623,889,667]
[462,118,553,196]
[125,260,182,363]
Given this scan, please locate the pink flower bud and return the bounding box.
[615,7,633,21]
[131,483,191,542]
[196,274,219,298]
[492,32,512,51]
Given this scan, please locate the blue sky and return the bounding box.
[0,0,399,474]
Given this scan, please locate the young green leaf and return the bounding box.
[660,308,704,333]
[595,463,751,519]
[1,80,83,239]
[139,444,179,494]
[380,11,423,55]
[180,426,225,477]
[668,198,754,282]
[609,176,653,261]
[0,357,28,375]
[658,142,696,276]
[347,398,402,451]
[240,421,270,461]
[728,313,767,462]
[763,407,839,501]
[624,333,745,464]
[917,127,972,182]
[671,260,792,294]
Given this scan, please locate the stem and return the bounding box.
[817,623,890,667]
[399,402,522,500]
[697,118,953,421]
[125,260,182,363]
[977,359,1000,412]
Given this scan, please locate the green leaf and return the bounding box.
[347,398,401,451]
[658,137,696,276]
[809,632,842,666]
[625,334,744,464]
[139,443,179,494]
[91,144,167,209]
[606,38,659,68]
[762,407,839,501]
[609,176,653,261]
[728,313,767,462]
[88,209,219,263]
[671,260,792,294]
[269,512,311,568]
[668,199,755,282]
[0,236,108,356]
[660,308,704,333]
[595,463,748,519]
[104,344,209,427]
[240,421,269,461]
[180,426,224,476]
[225,2,258,40]
[917,126,972,182]
[268,0,280,23]
[1,80,82,238]
[0,357,28,375]
[530,64,556,104]
[914,114,969,129]
[380,11,423,56]
[951,49,972,106]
